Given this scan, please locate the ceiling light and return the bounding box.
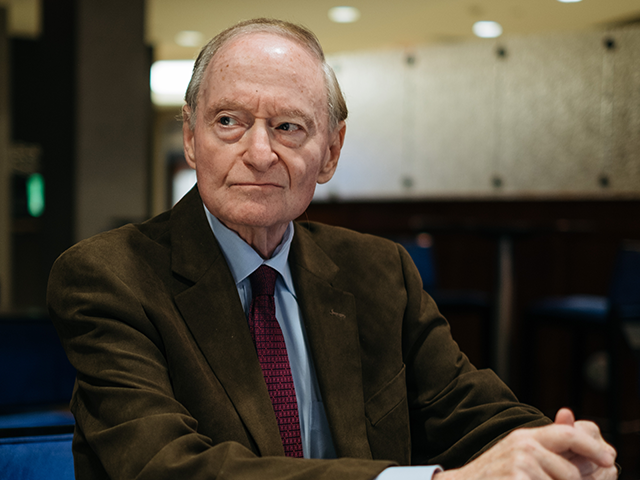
[557,0,582,2]
[150,60,195,106]
[175,30,204,47]
[472,21,503,38]
[328,6,361,23]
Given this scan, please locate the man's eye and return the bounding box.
[276,122,300,132]
[219,116,237,126]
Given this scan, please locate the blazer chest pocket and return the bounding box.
[364,366,410,463]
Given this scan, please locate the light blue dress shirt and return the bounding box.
[205,208,442,479]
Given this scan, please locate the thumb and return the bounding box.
[555,408,575,427]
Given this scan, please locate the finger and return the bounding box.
[531,424,616,468]
[537,447,583,480]
[467,430,580,480]
[554,408,575,426]
[568,455,599,477]
[597,465,620,480]
[511,432,583,480]
[565,457,618,480]
[571,421,617,464]
[574,420,606,440]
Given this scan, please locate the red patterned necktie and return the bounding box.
[248,265,303,457]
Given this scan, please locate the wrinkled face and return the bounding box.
[183,32,345,237]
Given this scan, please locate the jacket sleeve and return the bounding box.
[47,239,394,480]
[395,243,551,469]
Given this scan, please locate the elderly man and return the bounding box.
[48,18,617,480]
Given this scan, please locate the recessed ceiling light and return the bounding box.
[472,21,503,38]
[175,30,204,47]
[150,60,195,106]
[557,0,582,3]
[328,6,361,23]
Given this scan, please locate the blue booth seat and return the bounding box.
[0,410,75,430]
[0,433,74,480]
[0,315,76,435]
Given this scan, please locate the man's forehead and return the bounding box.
[197,32,329,119]
[207,97,309,114]
[210,31,321,72]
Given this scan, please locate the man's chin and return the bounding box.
[217,210,289,234]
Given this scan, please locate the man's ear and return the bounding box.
[182,106,197,169]
[317,121,346,184]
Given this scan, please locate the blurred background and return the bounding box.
[0,0,639,476]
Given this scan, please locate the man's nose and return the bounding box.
[243,123,278,171]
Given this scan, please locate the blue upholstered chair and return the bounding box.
[0,433,74,479]
[400,234,492,310]
[524,240,640,448]
[0,315,76,435]
[400,234,493,366]
[0,410,75,432]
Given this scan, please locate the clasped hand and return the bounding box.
[435,408,617,480]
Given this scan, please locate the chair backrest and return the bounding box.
[397,234,437,291]
[0,315,76,411]
[0,433,74,480]
[608,240,640,319]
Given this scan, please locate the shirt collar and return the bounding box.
[204,205,295,294]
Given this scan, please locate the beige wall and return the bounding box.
[318,27,640,201]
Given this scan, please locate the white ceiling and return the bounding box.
[147,0,640,60]
[2,0,640,60]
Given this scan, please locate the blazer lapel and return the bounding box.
[290,224,372,460]
[169,188,284,456]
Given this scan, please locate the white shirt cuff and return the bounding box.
[376,465,444,480]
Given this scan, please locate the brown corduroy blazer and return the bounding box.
[47,186,549,480]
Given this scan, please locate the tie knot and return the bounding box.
[250,265,277,297]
